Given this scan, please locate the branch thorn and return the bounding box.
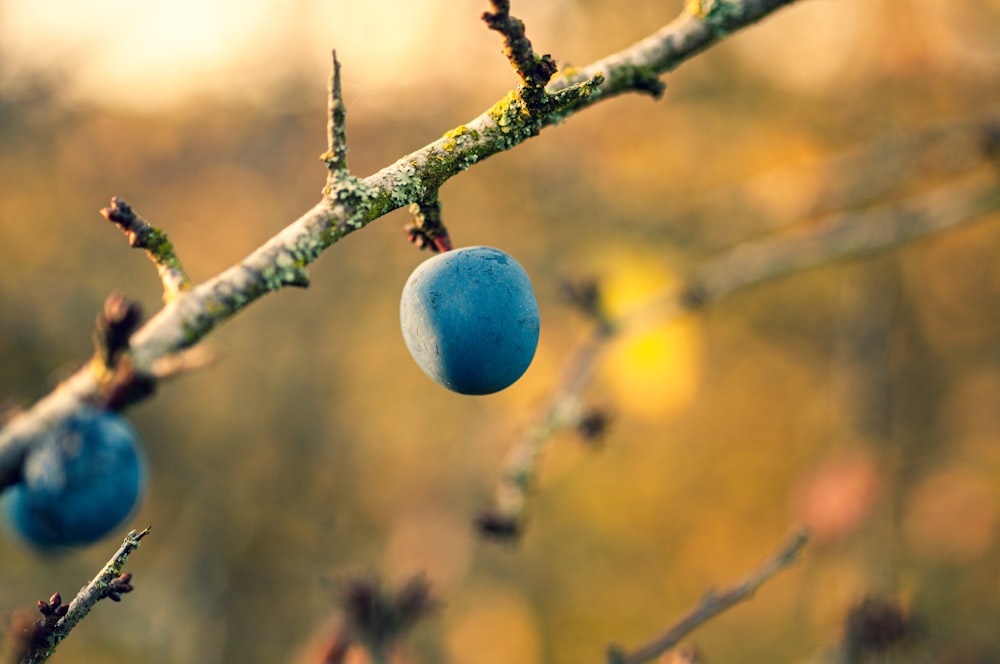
[323,50,350,174]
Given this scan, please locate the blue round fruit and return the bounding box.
[400,246,540,395]
[3,407,146,548]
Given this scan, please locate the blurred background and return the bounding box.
[1,0,999,662]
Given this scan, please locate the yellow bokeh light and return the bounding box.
[0,0,570,110]
[0,0,277,108]
[605,320,701,418]
[597,253,703,419]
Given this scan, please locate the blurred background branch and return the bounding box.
[607,529,809,664]
[484,139,999,536]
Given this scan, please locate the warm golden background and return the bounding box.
[2,0,999,662]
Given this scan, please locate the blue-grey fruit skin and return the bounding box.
[401,246,540,395]
[3,408,145,549]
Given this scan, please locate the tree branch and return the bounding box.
[606,529,809,664]
[17,527,150,664]
[0,0,802,488]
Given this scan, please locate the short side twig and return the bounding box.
[607,529,810,664]
[18,527,151,664]
[482,0,557,90]
[100,198,190,302]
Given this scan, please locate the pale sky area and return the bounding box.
[0,0,995,110]
[0,0,572,110]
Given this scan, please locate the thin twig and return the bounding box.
[100,197,190,302]
[607,529,810,664]
[481,167,1000,537]
[19,527,151,664]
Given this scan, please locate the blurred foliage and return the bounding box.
[1,1,1000,663]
